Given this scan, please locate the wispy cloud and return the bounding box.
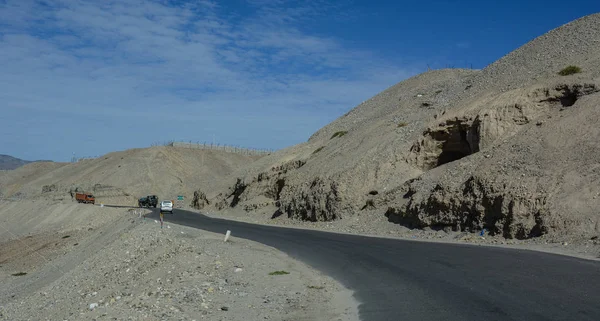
[0,0,415,161]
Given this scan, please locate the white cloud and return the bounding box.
[0,0,416,161]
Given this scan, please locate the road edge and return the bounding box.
[191,208,600,263]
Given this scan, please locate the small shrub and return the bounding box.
[307,285,325,290]
[312,146,325,154]
[62,235,70,239]
[12,272,27,276]
[330,131,348,139]
[368,190,378,195]
[397,122,408,128]
[269,270,290,275]
[558,65,581,76]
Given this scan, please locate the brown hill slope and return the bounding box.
[0,146,261,205]
[204,13,600,240]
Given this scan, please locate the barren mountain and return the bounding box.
[0,154,51,170]
[202,13,600,241]
[0,146,261,205]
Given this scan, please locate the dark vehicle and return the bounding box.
[138,195,158,208]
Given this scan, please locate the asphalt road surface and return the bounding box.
[149,209,600,321]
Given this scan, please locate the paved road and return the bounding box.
[149,209,600,321]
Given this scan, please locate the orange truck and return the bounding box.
[75,192,95,204]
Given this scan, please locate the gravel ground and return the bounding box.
[0,202,358,321]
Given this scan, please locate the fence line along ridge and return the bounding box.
[152,140,275,156]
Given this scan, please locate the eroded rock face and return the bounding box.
[211,160,306,211]
[390,82,600,239]
[224,178,248,208]
[278,177,343,221]
[407,83,598,171]
[211,156,351,221]
[536,83,599,107]
[191,190,210,210]
[214,196,228,211]
[407,117,481,170]
[385,176,549,239]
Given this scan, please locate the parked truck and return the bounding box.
[75,192,95,204]
[138,195,158,208]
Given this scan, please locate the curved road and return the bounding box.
[149,209,600,321]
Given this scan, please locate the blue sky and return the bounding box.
[1,0,599,162]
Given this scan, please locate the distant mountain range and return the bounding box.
[0,154,52,170]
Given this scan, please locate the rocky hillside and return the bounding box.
[203,13,600,240]
[0,146,261,205]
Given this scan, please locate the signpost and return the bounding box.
[176,195,184,209]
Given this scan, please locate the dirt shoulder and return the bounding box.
[0,201,359,321]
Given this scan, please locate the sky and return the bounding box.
[1,0,599,162]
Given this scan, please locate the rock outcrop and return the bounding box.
[278,176,344,221]
[212,160,306,212]
[407,82,599,171]
[191,190,210,210]
[384,176,551,239]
